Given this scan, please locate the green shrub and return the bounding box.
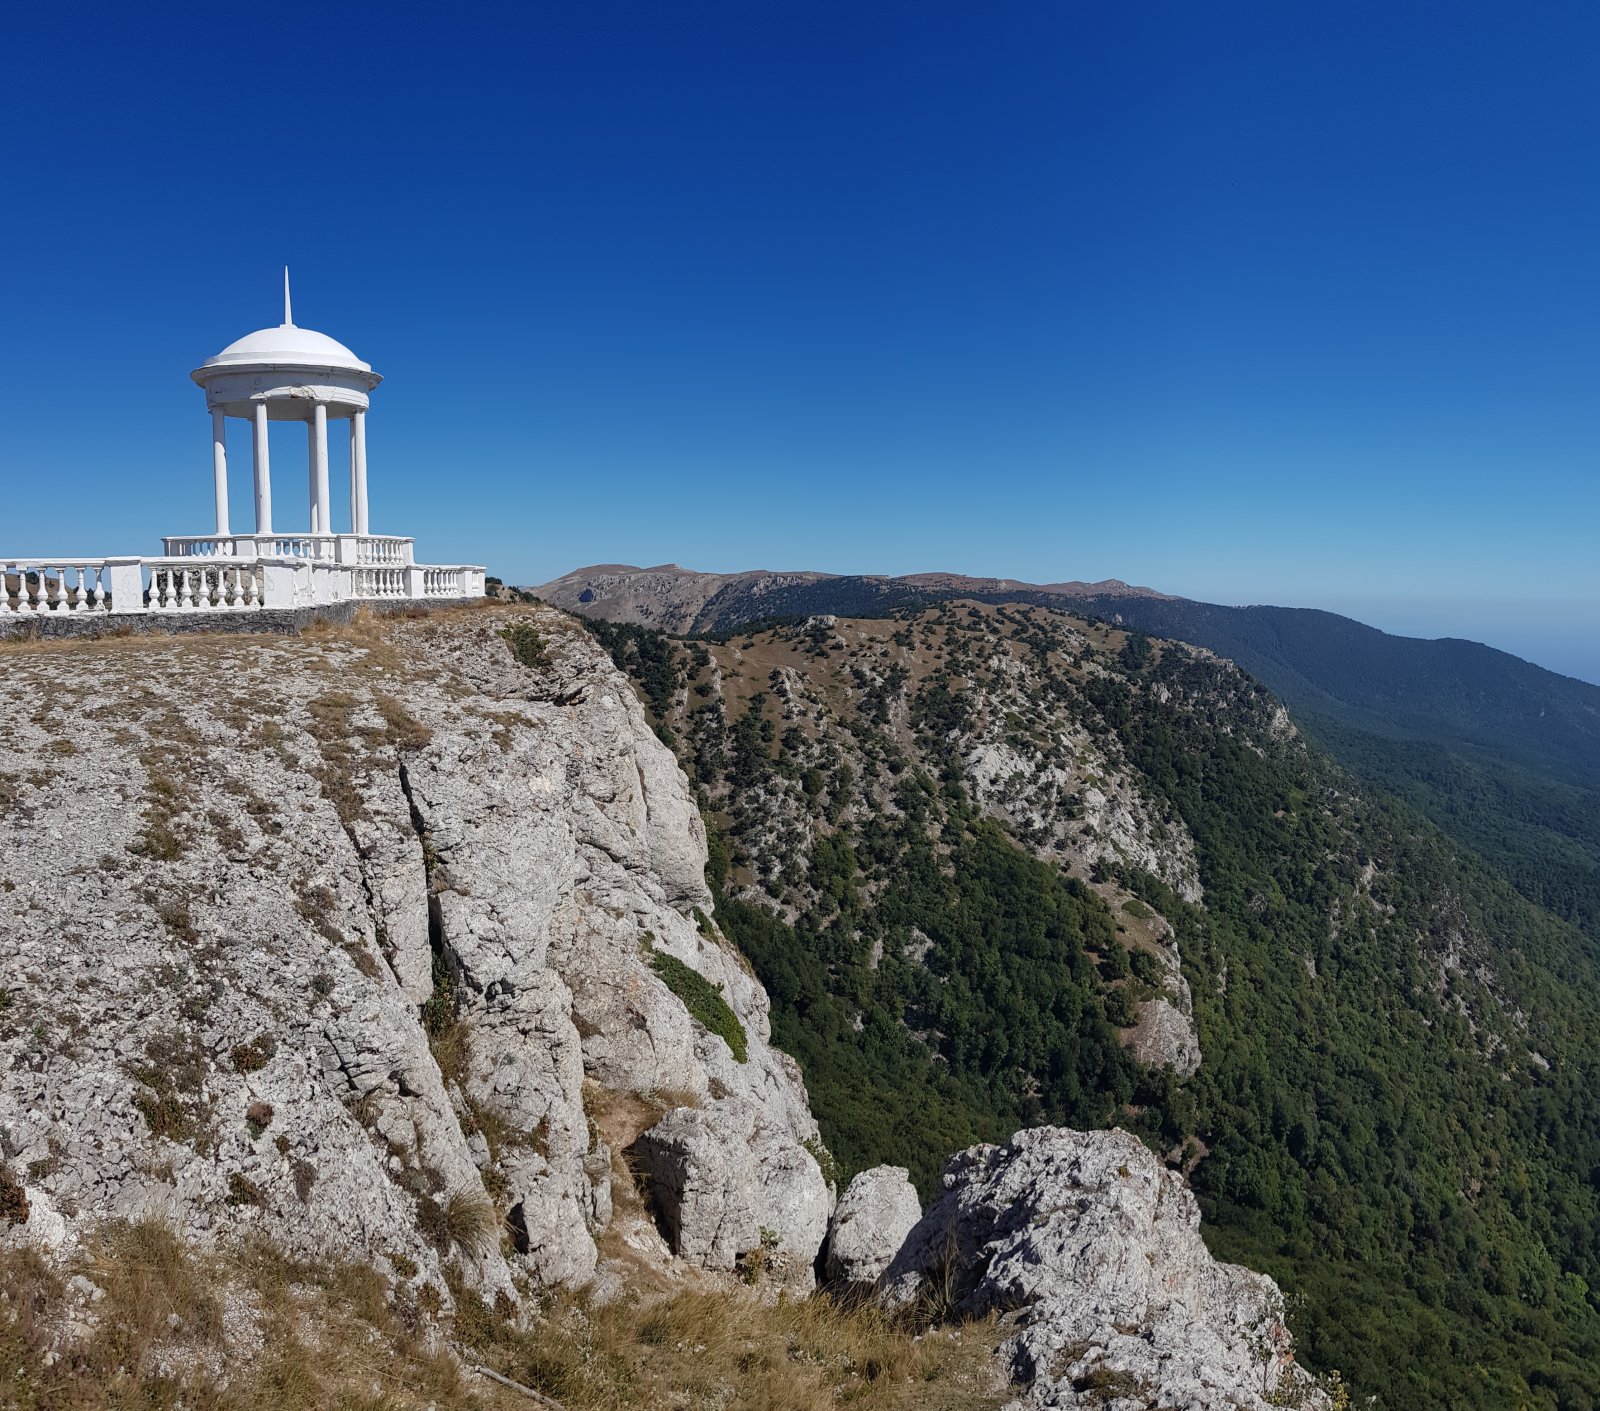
[648,948,748,1062]
[1128,949,1163,988]
[1102,987,1137,1028]
[801,1137,839,1189]
[499,623,550,671]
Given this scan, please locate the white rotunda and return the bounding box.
[191,271,380,541]
[2,273,485,621]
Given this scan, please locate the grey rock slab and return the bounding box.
[883,1127,1327,1411]
[824,1166,921,1287]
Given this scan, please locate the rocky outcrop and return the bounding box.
[630,1101,831,1284]
[824,1166,921,1287]
[884,1128,1328,1410]
[0,604,830,1296]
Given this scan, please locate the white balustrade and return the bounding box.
[1,560,115,616]
[421,567,463,597]
[355,535,412,566]
[161,533,340,561]
[162,537,223,558]
[144,561,265,612]
[5,552,482,618]
[356,566,407,599]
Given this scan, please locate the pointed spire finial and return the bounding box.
[283,266,293,327]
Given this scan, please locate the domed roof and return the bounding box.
[195,271,374,376]
[201,322,371,373]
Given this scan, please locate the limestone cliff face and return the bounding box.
[0,605,829,1297]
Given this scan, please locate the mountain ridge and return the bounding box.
[540,563,1600,943]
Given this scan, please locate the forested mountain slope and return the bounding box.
[583,601,1600,1411]
[545,564,1600,956]
[1067,596,1600,946]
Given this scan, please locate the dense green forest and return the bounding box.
[587,607,1600,1411]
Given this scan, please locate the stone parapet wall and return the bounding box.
[0,597,468,643]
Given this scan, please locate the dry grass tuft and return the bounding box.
[463,1284,1005,1411]
[0,1222,482,1410]
[0,1218,1005,1411]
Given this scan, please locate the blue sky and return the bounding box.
[2,3,1597,682]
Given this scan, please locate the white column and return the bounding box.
[353,409,370,535]
[313,402,330,544]
[252,402,273,535]
[349,418,360,533]
[211,408,230,538]
[306,419,318,533]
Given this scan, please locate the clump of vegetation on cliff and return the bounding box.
[645,943,749,1062]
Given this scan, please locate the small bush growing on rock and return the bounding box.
[416,1187,497,1260]
[0,1164,29,1226]
[737,1227,780,1285]
[230,1032,276,1073]
[499,623,550,671]
[245,1101,274,1138]
[647,948,748,1063]
[130,1042,212,1148]
[225,1173,264,1207]
[133,1090,187,1140]
[801,1137,839,1190]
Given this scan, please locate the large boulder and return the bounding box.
[824,1166,921,1287]
[631,1102,832,1285]
[883,1128,1328,1410]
